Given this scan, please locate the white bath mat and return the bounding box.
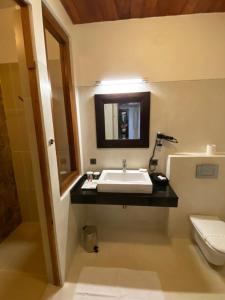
[74,267,164,300]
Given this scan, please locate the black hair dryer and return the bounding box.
[149,132,178,173]
[156,132,178,146]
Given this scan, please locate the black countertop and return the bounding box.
[71,174,178,207]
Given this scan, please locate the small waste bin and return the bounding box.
[82,225,98,253]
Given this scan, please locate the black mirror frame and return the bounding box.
[94,92,150,148]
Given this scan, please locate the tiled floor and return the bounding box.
[42,230,225,300]
[1,225,225,299]
[0,222,47,300]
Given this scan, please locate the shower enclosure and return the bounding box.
[0,3,47,282]
[0,84,21,242]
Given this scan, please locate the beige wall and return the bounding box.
[0,63,39,221]
[72,13,225,235]
[86,205,168,240]
[73,13,225,86]
[0,8,17,63]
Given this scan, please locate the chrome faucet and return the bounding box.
[122,159,127,173]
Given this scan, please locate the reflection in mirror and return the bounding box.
[95,92,150,148]
[104,103,140,140]
[45,29,71,182]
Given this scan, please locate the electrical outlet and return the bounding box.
[90,158,96,165]
[151,159,158,166]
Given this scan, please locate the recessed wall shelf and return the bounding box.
[71,175,178,207]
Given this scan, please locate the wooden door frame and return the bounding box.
[14,0,60,285]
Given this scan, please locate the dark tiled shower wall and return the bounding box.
[0,86,21,242]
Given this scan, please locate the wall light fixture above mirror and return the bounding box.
[97,78,146,86]
[95,92,150,148]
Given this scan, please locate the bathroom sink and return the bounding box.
[97,170,153,194]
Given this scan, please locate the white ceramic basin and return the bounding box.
[97,170,153,194]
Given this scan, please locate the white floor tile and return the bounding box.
[42,233,225,300]
[0,222,47,300]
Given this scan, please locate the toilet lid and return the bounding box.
[206,235,225,254]
[190,215,225,253]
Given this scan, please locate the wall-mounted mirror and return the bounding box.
[95,92,150,148]
[42,3,80,194]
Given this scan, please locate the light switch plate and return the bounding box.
[90,158,97,165]
[196,164,219,179]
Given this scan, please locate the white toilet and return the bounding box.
[190,215,225,266]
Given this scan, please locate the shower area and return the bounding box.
[0,83,21,241]
[0,0,46,282]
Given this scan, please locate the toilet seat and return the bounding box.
[190,215,225,256]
